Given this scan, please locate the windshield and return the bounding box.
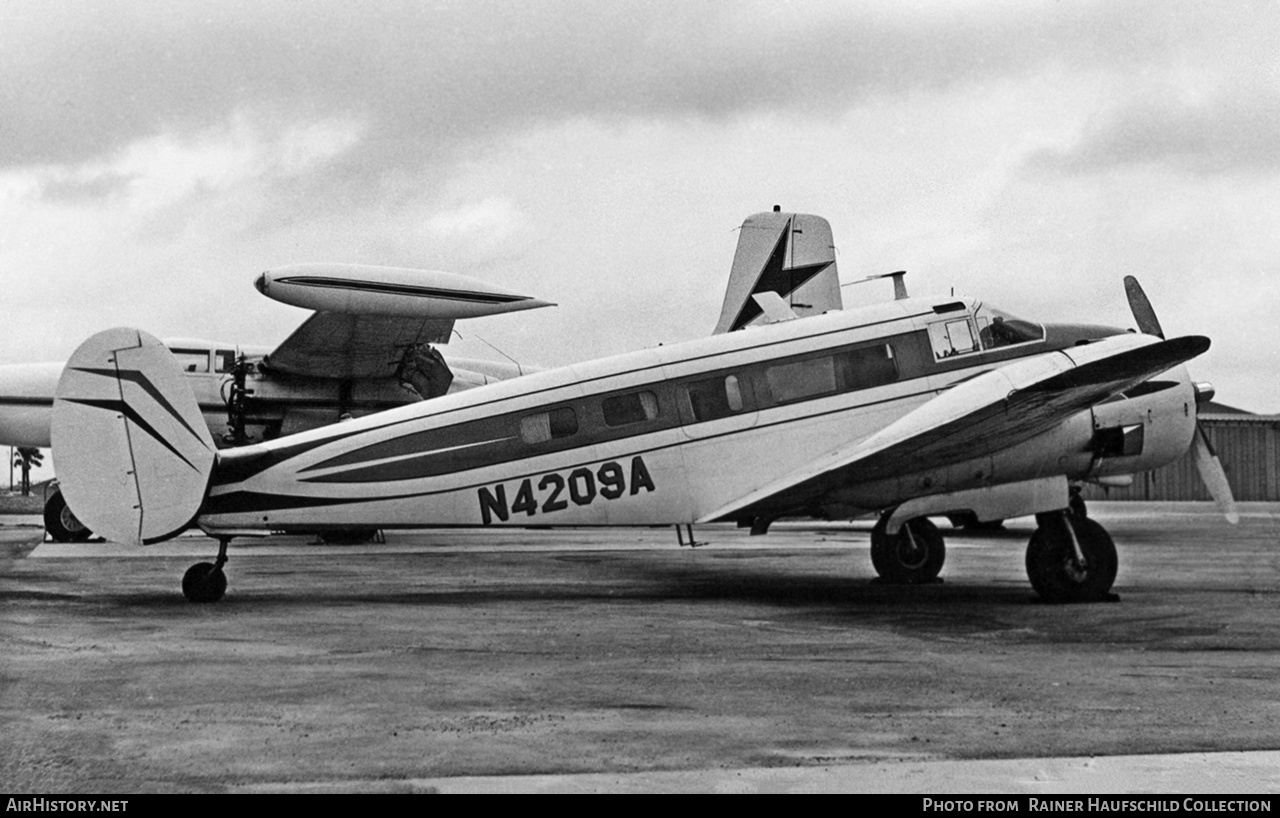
[974,302,1044,350]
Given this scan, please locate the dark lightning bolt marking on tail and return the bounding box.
[61,398,199,471]
[729,220,834,332]
[71,367,211,449]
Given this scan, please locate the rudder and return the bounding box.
[52,328,215,545]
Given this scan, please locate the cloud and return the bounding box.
[1026,87,1280,177]
[4,0,1230,182]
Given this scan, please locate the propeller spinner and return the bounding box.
[1124,276,1238,523]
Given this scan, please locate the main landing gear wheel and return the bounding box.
[182,563,227,603]
[1025,512,1118,603]
[44,489,92,543]
[870,514,946,584]
[182,536,232,603]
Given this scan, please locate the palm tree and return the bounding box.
[13,447,43,496]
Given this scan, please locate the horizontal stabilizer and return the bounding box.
[52,328,215,545]
[700,334,1210,523]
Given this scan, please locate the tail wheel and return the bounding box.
[870,514,945,584]
[1025,513,1118,603]
[44,489,93,543]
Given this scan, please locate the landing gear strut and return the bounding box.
[1025,511,1118,603]
[870,514,946,584]
[182,537,231,603]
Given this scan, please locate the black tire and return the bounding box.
[870,515,945,583]
[44,489,92,542]
[182,562,227,603]
[1025,514,1117,603]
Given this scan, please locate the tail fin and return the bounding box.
[52,328,215,545]
[712,211,840,334]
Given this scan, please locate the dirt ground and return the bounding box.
[2,503,1278,793]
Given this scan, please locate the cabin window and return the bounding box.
[685,374,744,422]
[520,406,579,443]
[767,357,837,404]
[602,391,659,427]
[927,319,978,360]
[835,344,898,391]
[215,350,237,373]
[169,348,210,373]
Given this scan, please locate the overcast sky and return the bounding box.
[3,0,1278,413]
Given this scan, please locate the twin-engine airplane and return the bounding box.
[0,264,551,539]
[50,210,1235,605]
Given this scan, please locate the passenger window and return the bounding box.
[766,357,837,404]
[169,348,210,373]
[215,350,237,373]
[928,320,978,359]
[685,375,744,422]
[520,407,578,444]
[835,344,898,391]
[602,391,659,427]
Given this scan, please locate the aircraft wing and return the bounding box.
[255,263,552,380]
[261,313,452,380]
[699,334,1209,523]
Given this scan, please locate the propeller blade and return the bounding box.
[1191,423,1239,524]
[1124,275,1165,340]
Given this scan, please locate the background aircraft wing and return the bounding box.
[262,313,452,380]
[699,334,1210,523]
[255,263,552,380]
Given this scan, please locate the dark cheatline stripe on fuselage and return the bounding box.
[202,490,378,516]
[201,385,941,517]
[276,276,532,304]
[211,427,371,486]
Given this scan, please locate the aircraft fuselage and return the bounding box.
[198,295,1194,535]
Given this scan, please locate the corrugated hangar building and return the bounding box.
[1080,403,1280,502]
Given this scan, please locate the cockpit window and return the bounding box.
[975,303,1044,351]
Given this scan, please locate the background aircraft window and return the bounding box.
[520,407,579,443]
[927,320,977,359]
[685,374,743,422]
[835,344,899,391]
[766,356,837,404]
[602,391,659,427]
[169,348,210,373]
[215,350,236,373]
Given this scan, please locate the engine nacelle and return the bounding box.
[831,364,1198,517]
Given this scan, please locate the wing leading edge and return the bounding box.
[699,334,1210,524]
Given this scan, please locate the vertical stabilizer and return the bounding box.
[713,211,840,334]
[52,328,216,545]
